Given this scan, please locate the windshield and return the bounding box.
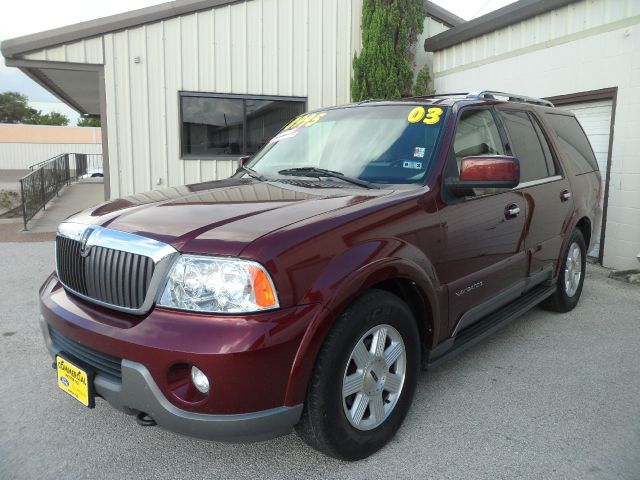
[245,104,447,185]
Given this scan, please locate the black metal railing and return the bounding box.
[19,153,103,230]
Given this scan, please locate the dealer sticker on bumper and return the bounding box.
[56,356,92,407]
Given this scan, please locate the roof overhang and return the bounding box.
[425,0,578,52]
[1,0,465,60]
[1,0,248,60]
[424,1,465,28]
[5,59,102,116]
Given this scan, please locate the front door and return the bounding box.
[435,107,528,336]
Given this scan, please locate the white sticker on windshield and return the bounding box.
[413,147,426,158]
[403,161,423,170]
[269,128,299,144]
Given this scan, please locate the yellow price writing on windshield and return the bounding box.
[407,106,443,125]
[283,112,327,130]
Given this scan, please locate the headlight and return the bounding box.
[158,255,279,313]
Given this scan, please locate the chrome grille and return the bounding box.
[55,223,177,314]
[56,236,155,310]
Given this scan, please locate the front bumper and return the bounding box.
[39,274,322,442]
[42,318,302,442]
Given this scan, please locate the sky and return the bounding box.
[0,0,516,111]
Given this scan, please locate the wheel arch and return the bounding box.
[575,216,592,250]
[283,251,441,407]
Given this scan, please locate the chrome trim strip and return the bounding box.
[57,222,177,262]
[514,175,562,190]
[55,222,178,315]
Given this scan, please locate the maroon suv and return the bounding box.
[40,91,600,460]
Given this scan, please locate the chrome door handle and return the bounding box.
[561,190,572,201]
[505,204,521,219]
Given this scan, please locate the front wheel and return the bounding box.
[295,289,420,460]
[543,228,587,312]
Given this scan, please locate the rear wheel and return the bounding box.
[295,289,420,460]
[543,229,586,312]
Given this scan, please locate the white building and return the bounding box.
[1,0,638,269]
[0,0,459,200]
[425,0,640,270]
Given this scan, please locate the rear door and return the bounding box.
[496,107,574,280]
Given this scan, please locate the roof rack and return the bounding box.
[466,91,554,107]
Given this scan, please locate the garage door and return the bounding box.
[559,100,613,258]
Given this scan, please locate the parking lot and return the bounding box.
[0,241,638,480]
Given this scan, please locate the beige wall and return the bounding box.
[0,124,102,169]
[0,124,101,144]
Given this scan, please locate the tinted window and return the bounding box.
[499,110,550,182]
[545,113,598,174]
[453,109,505,172]
[530,113,557,176]
[181,94,305,157]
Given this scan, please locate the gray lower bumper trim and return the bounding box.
[42,318,302,443]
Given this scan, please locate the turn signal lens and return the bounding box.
[248,265,277,308]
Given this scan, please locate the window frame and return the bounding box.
[179,91,307,160]
[495,108,553,183]
[441,105,512,204]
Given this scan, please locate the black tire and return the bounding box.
[542,228,587,313]
[295,289,420,460]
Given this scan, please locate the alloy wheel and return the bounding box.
[342,324,406,431]
[564,241,582,297]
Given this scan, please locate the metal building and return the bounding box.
[1,0,460,200]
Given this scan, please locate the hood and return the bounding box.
[67,178,393,256]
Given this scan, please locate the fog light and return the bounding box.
[190,366,210,394]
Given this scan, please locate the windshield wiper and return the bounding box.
[239,166,267,182]
[277,167,379,189]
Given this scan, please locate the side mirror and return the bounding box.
[446,155,520,196]
[237,155,251,171]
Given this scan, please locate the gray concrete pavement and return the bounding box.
[0,242,638,480]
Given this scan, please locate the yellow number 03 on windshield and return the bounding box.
[407,106,443,125]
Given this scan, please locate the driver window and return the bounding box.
[453,109,505,174]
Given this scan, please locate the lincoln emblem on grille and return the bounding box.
[79,227,95,258]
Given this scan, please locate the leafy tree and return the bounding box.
[0,92,40,124]
[351,0,426,101]
[413,65,435,96]
[0,91,69,125]
[77,117,101,127]
[37,111,69,126]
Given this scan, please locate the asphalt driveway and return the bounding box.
[1,242,638,479]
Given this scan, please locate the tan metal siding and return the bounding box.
[433,0,640,75]
[0,143,102,170]
[22,37,104,64]
[102,0,360,198]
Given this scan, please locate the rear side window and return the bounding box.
[544,113,598,174]
[498,110,550,183]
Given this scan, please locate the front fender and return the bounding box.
[284,240,442,406]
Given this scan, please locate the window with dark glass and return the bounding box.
[180,93,305,158]
[544,113,598,174]
[529,113,557,176]
[498,110,550,182]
